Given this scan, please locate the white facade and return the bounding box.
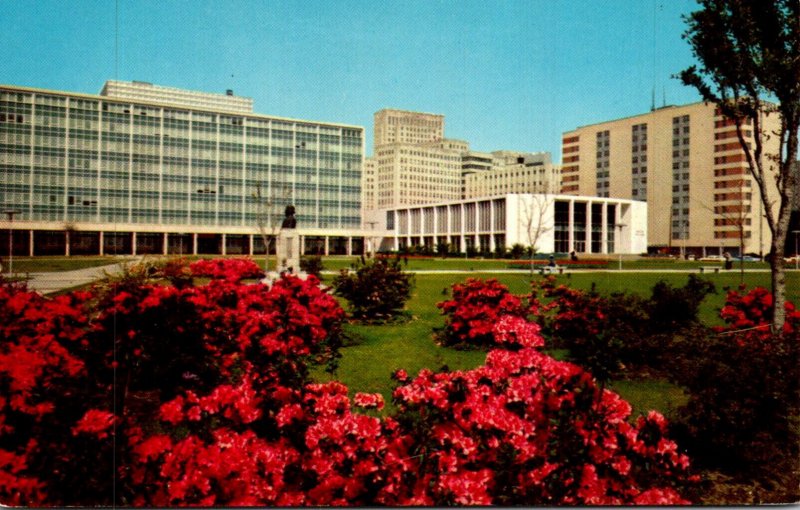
[101,80,254,113]
[369,194,647,255]
[464,152,561,199]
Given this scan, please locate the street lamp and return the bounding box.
[793,230,800,271]
[3,210,21,274]
[614,223,627,271]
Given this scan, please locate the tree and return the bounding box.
[679,0,799,331]
[520,193,553,275]
[254,183,291,272]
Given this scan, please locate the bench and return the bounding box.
[539,266,564,275]
[699,266,720,274]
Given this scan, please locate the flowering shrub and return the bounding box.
[437,278,526,349]
[0,259,694,506]
[530,276,715,381]
[391,336,693,504]
[717,285,800,336]
[0,260,344,506]
[669,287,800,496]
[189,257,264,282]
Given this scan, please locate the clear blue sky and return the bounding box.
[1,0,703,159]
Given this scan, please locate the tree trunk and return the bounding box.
[771,248,787,333]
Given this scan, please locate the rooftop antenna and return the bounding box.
[114,0,119,79]
[651,0,658,111]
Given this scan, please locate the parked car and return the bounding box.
[734,255,760,262]
[699,255,724,262]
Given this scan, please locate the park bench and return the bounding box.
[539,266,565,275]
[699,266,720,274]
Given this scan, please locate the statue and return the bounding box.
[281,205,297,229]
[277,205,300,273]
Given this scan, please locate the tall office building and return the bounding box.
[463,151,561,199]
[0,81,366,256]
[374,140,463,208]
[560,101,782,256]
[362,156,376,212]
[374,109,444,146]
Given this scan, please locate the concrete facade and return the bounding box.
[560,101,782,256]
[369,193,647,255]
[464,151,561,199]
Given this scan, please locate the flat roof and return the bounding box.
[0,83,365,131]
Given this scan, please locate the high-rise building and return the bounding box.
[373,109,444,146]
[374,140,463,208]
[0,81,367,256]
[560,101,782,256]
[463,151,561,199]
[362,156,376,212]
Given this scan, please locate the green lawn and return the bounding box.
[310,269,800,418]
[8,256,128,273]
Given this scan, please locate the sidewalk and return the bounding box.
[22,259,140,295]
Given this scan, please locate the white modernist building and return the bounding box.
[368,193,647,255]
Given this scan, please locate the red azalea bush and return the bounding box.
[391,315,693,505]
[0,260,694,506]
[717,285,800,337]
[437,278,526,349]
[189,257,264,282]
[668,287,800,496]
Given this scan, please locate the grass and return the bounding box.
[312,267,799,419]
[8,256,128,273]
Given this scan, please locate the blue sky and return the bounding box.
[1,0,702,158]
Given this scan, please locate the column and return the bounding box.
[221,233,227,256]
[568,200,575,253]
[163,233,168,255]
[132,232,137,256]
[65,231,70,256]
[489,202,495,252]
[99,231,105,256]
[29,230,34,257]
[347,237,353,256]
[249,234,254,256]
[601,203,608,254]
[192,233,198,255]
[324,237,330,256]
[585,201,592,253]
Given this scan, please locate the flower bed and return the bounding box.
[0,260,694,506]
[506,259,609,269]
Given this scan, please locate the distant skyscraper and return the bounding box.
[463,151,561,199]
[373,109,444,146]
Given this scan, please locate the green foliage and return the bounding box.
[332,256,414,322]
[667,328,800,502]
[509,243,526,259]
[299,255,323,277]
[680,0,800,332]
[539,275,716,381]
[647,274,716,331]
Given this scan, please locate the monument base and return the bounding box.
[276,232,300,273]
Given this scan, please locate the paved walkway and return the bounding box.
[18,262,793,295]
[22,258,141,295]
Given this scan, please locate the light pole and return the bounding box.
[615,223,627,271]
[793,230,800,271]
[3,210,20,274]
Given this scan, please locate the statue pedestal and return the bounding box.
[277,231,300,273]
